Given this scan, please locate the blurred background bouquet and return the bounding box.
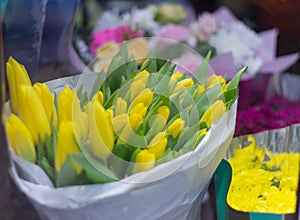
[86,4,298,81]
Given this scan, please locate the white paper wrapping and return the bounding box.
[8,75,237,220]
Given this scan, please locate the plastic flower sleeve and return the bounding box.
[8,71,238,220]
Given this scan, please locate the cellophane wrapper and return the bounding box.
[8,74,237,220]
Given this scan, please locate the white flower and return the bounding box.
[121,9,159,35]
[209,21,263,75]
[94,10,121,32]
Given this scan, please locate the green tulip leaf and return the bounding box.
[56,155,87,187]
[195,84,221,118]
[72,154,118,184]
[192,51,211,86]
[226,66,247,90]
[90,70,105,97]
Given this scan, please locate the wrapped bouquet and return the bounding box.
[5,43,244,219]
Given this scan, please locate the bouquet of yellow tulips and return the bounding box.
[6,43,244,219]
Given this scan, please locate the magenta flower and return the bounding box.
[90,26,142,55]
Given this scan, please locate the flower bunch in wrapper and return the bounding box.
[5,45,245,187]
[227,136,300,214]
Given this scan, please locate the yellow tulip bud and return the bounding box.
[129,80,147,102]
[148,132,167,160]
[112,114,129,134]
[167,118,185,139]
[130,103,147,118]
[205,74,226,89]
[132,149,155,174]
[157,106,170,121]
[197,129,207,141]
[197,85,205,96]
[6,57,32,114]
[58,86,75,122]
[134,70,149,83]
[55,121,82,174]
[129,113,143,130]
[5,114,36,163]
[150,106,170,131]
[93,91,104,106]
[115,97,127,115]
[88,97,114,159]
[18,85,51,144]
[173,78,194,94]
[117,113,143,144]
[200,100,226,127]
[33,83,58,125]
[129,88,153,111]
[106,108,114,130]
[170,71,183,82]
[73,95,89,143]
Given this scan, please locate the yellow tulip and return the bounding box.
[33,83,58,125]
[205,74,226,90]
[132,149,155,174]
[55,121,82,174]
[93,91,104,106]
[112,114,129,134]
[148,132,167,160]
[130,103,147,118]
[134,70,149,84]
[106,108,114,130]
[117,113,143,144]
[88,96,114,159]
[167,118,185,139]
[200,100,226,127]
[115,97,127,115]
[170,71,183,82]
[129,113,143,130]
[197,129,207,141]
[150,106,170,131]
[129,80,147,102]
[5,114,36,163]
[157,106,170,121]
[172,78,194,94]
[58,86,74,122]
[197,85,205,96]
[18,85,51,144]
[6,57,31,114]
[129,88,153,111]
[73,95,89,142]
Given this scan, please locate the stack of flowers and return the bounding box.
[5,45,244,187]
[227,136,299,214]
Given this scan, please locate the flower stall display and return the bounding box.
[236,73,300,136]
[88,5,298,80]
[227,136,299,214]
[214,124,300,220]
[5,44,245,219]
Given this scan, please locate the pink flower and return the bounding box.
[173,53,204,75]
[90,26,142,55]
[193,12,218,41]
[158,24,190,42]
